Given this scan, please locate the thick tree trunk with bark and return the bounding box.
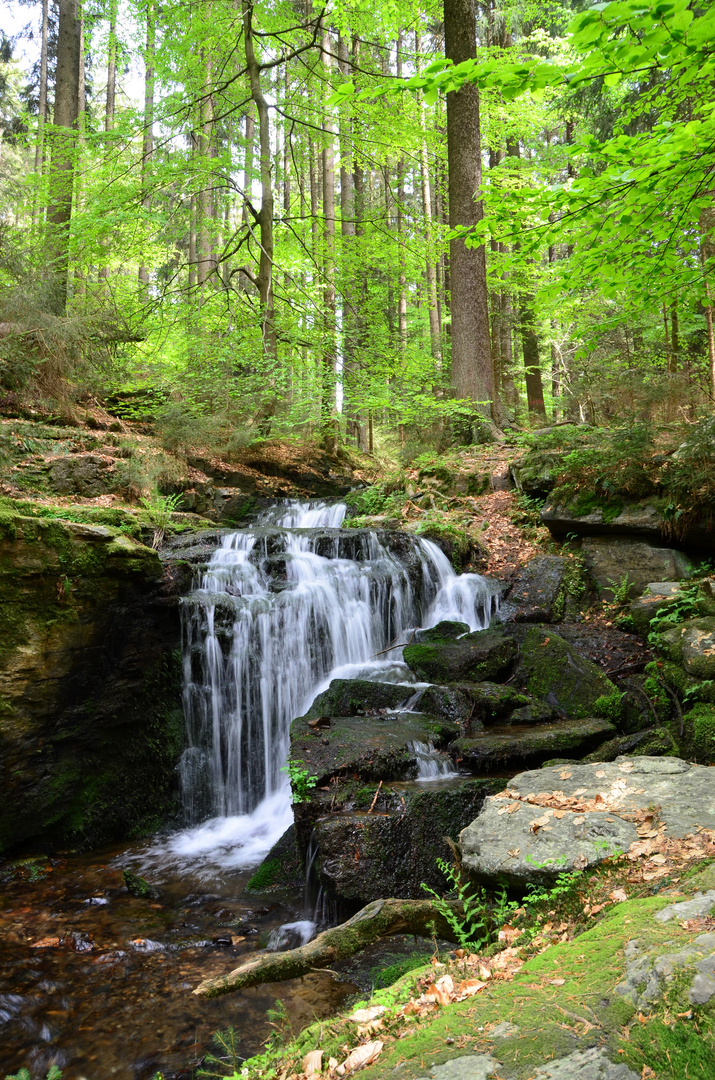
[47,0,81,314]
[193,897,459,997]
[444,0,494,419]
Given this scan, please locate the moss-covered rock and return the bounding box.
[512,627,618,720]
[246,825,304,892]
[657,617,715,680]
[414,682,531,731]
[0,507,185,852]
[414,620,470,644]
[450,718,615,772]
[289,712,459,786]
[685,703,715,764]
[301,679,412,721]
[403,627,517,684]
[502,555,568,623]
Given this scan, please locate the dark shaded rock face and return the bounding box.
[403,627,517,683]
[302,679,414,720]
[313,778,504,905]
[451,718,616,771]
[0,511,186,853]
[581,537,691,599]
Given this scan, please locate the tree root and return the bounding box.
[193,897,458,998]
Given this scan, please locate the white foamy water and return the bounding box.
[139,501,497,874]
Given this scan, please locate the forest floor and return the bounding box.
[211,856,715,1080]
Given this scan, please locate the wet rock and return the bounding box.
[403,627,517,684]
[246,825,304,893]
[657,616,715,679]
[414,620,470,643]
[579,728,661,763]
[502,556,568,623]
[532,1047,638,1080]
[312,778,503,904]
[581,537,691,599]
[460,756,715,886]
[450,718,615,773]
[290,712,459,785]
[511,627,617,720]
[414,683,531,731]
[302,680,413,721]
[123,869,160,900]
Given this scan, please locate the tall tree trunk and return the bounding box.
[242,0,277,381]
[415,34,441,361]
[395,33,407,359]
[443,0,494,422]
[47,0,81,314]
[338,32,361,447]
[33,0,50,230]
[105,0,117,131]
[139,0,155,288]
[520,296,546,417]
[73,10,86,299]
[320,27,337,449]
[197,46,216,288]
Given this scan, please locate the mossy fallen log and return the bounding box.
[193,897,458,997]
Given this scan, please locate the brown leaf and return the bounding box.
[573,853,589,870]
[559,771,573,779]
[303,1050,324,1077]
[595,770,606,778]
[498,925,520,944]
[349,1006,385,1023]
[31,937,60,949]
[550,977,565,986]
[336,1042,383,1076]
[507,848,520,858]
[609,888,628,903]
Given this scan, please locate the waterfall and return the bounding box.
[171,501,497,871]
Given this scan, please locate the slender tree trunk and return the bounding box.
[242,1,278,379]
[443,0,494,423]
[395,33,407,360]
[415,35,441,361]
[47,0,81,314]
[671,300,679,371]
[197,45,216,288]
[663,303,672,374]
[105,0,117,131]
[520,296,546,417]
[73,10,86,299]
[33,0,50,230]
[320,28,337,449]
[139,0,155,288]
[338,33,361,447]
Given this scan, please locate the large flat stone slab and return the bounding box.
[460,756,715,885]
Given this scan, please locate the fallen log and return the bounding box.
[193,897,458,998]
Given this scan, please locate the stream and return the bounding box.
[0,501,498,1080]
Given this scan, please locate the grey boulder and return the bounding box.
[460,757,715,885]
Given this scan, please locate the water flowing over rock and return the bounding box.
[176,500,499,867]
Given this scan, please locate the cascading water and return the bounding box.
[167,500,497,873]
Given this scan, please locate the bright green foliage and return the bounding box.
[281,760,318,804]
[421,857,517,950]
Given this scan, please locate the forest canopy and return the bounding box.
[1,0,714,457]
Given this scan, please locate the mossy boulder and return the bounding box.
[510,449,563,497]
[686,704,715,764]
[414,620,470,644]
[246,825,304,892]
[302,679,412,720]
[657,617,715,680]
[450,718,615,773]
[0,508,185,852]
[289,712,459,786]
[512,627,618,720]
[403,627,517,684]
[414,682,531,731]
